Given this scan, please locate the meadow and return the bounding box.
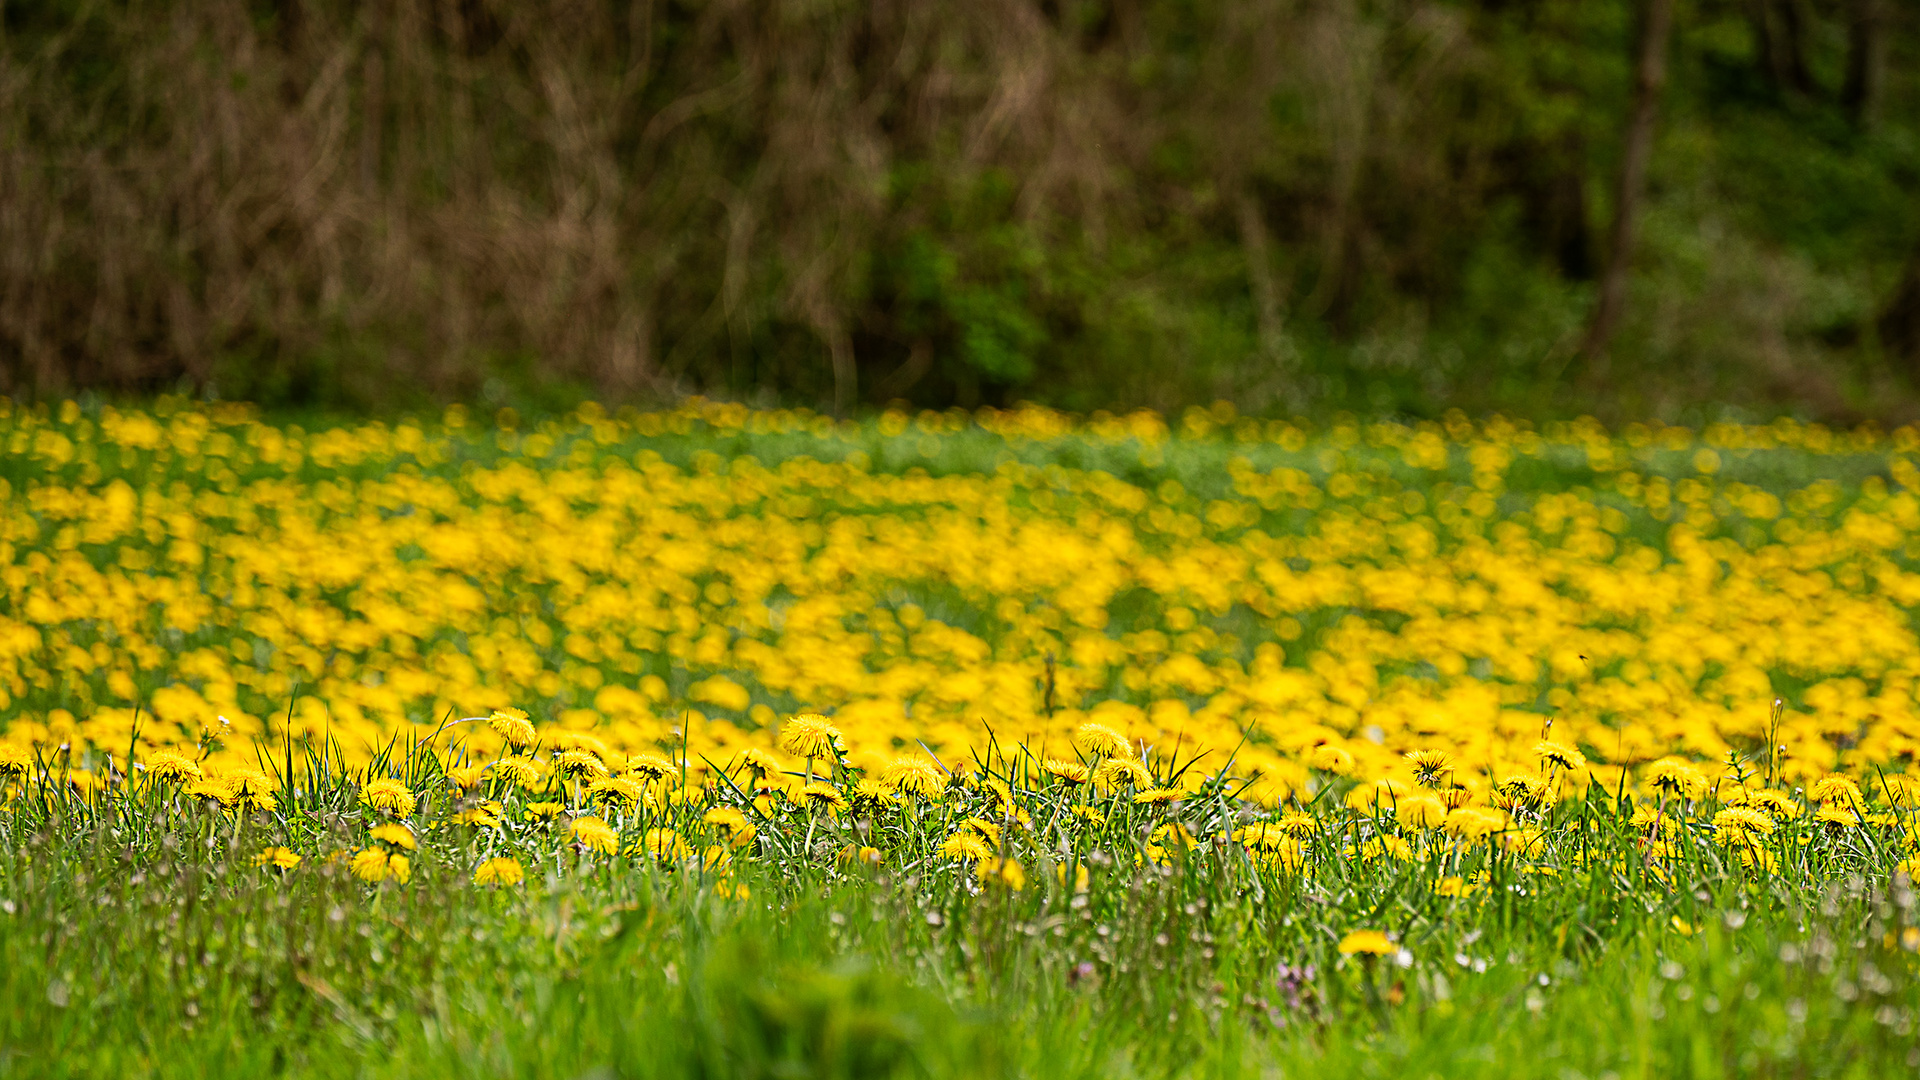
[1,397,1918,1076]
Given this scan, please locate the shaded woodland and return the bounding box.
[1,0,1916,420]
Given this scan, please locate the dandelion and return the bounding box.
[625,753,676,781]
[779,714,842,761]
[570,816,619,855]
[587,776,649,811]
[0,745,31,779]
[1711,806,1775,846]
[184,777,238,807]
[1442,807,1506,841]
[882,757,945,799]
[491,756,542,786]
[473,857,525,886]
[144,750,203,784]
[370,823,418,850]
[1809,775,1864,809]
[253,846,302,870]
[1360,835,1416,862]
[350,848,403,883]
[977,857,1026,890]
[554,750,610,780]
[1644,760,1705,799]
[445,766,486,792]
[487,708,537,750]
[1405,749,1455,788]
[1133,786,1183,805]
[1436,875,1477,897]
[1394,794,1448,830]
[1073,722,1133,759]
[1815,802,1859,828]
[962,816,1001,846]
[360,777,418,817]
[1096,757,1153,790]
[798,782,847,814]
[1745,789,1797,821]
[1338,930,1396,956]
[1043,759,1090,785]
[849,778,898,812]
[1534,740,1586,773]
[457,804,502,828]
[638,829,692,864]
[525,800,566,823]
[1056,862,1090,893]
[1309,744,1355,775]
[940,831,993,862]
[730,748,781,779]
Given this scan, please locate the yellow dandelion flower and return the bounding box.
[850,778,898,812]
[184,777,238,807]
[445,765,487,792]
[624,753,676,781]
[144,750,203,784]
[962,816,1001,846]
[1360,835,1416,862]
[1309,744,1355,775]
[882,757,946,799]
[1043,758,1090,785]
[1133,786,1184,805]
[524,800,566,823]
[1394,794,1448,829]
[1338,929,1396,956]
[1096,757,1153,790]
[1073,722,1133,759]
[638,828,692,864]
[252,846,302,870]
[730,748,781,778]
[360,777,417,817]
[487,707,537,750]
[799,782,847,814]
[1405,749,1455,789]
[588,775,649,811]
[0,745,32,778]
[1442,807,1506,841]
[370,823,417,851]
[554,750,610,780]
[350,848,394,883]
[977,857,1027,890]
[1809,775,1864,809]
[1711,806,1775,846]
[570,815,619,854]
[1745,788,1797,821]
[1644,760,1705,799]
[490,756,543,786]
[779,714,842,759]
[940,831,993,862]
[473,857,525,886]
[1534,740,1587,773]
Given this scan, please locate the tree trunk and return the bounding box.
[1842,0,1885,126]
[1579,0,1675,372]
[1882,242,1920,382]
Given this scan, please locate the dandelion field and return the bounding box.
[3,397,1920,1077]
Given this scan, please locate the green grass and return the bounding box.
[0,754,1914,1079]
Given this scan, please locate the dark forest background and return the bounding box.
[2,0,1917,421]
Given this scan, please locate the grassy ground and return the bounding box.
[0,752,1914,1079]
[2,398,1920,1075]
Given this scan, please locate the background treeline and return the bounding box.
[1,0,1916,420]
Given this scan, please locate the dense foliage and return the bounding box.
[2,1,1917,419]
